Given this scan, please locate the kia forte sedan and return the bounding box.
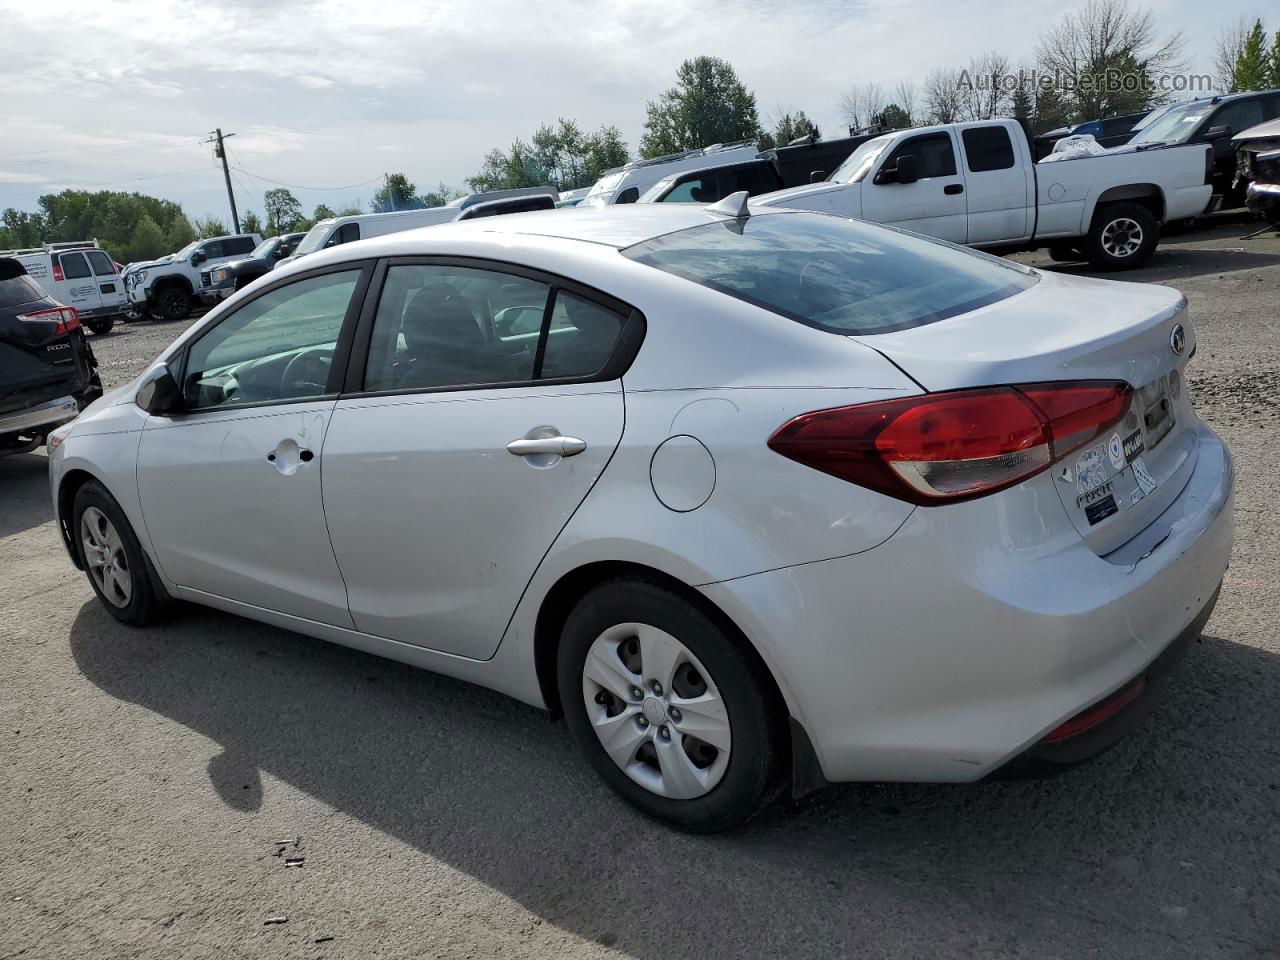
[49,198,1233,832]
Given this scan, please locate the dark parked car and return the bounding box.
[1129,89,1280,204]
[0,258,102,456]
[205,232,306,301]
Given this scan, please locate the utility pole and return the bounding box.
[384,172,396,212]
[205,129,240,232]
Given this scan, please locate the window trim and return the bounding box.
[171,259,375,417]
[340,255,646,399]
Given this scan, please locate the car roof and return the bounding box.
[419,203,790,249]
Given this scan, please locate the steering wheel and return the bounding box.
[280,346,333,396]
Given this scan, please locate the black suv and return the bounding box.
[205,232,306,300]
[1129,89,1280,203]
[0,258,102,456]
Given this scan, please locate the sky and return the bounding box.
[0,0,1264,226]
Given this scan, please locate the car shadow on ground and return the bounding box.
[68,600,1280,957]
[0,452,53,539]
[1040,244,1280,285]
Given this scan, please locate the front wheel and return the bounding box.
[1084,202,1159,270]
[151,285,191,322]
[73,481,166,626]
[558,579,784,832]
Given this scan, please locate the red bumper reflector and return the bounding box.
[1043,677,1146,742]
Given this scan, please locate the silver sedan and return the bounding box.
[49,197,1233,831]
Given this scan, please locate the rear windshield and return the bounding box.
[623,212,1037,335]
[0,260,47,308]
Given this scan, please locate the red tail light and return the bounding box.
[52,260,65,282]
[768,381,1132,505]
[17,305,81,335]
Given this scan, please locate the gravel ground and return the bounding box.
[2,214,1278,959]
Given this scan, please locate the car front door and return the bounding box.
[84,250,126,311]
[861,131,968,243]
[137,263,371,625]
[321,260,634,659]
[55,252,103,314]
[959,125,1031,245]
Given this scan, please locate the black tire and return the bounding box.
[1084,201,1159,270]
[1047,243,1080,263]
[84,316,115,335]
[558,578,785,832]
[72,481,166,626]
[152,285,192,322]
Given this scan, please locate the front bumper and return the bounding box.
[700,422,1234,784]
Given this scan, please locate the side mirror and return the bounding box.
[809,169,827,183]
[190,250,207,265]
[1204,125,1232,142]
[136,364,182,416]
[893,154,920,184]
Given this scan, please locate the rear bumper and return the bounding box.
[700,422,1234,784]
[0,395,79,436]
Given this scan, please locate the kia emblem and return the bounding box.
[1169,324,1186,356]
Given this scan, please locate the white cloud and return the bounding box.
[0,0,1257,220]
[0,171,50,184]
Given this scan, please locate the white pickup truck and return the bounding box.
[754,118,1215,269]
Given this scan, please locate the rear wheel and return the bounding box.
[84,316,115,335]
[152,285,191,322]
[73,481,166,626]
[558,579,784,832]
[1084,202,1159,270]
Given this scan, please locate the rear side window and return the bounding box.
[962,126,1016,172]
[86,251,116,276]
[723,163,776,196]
[223,237,255,256]
[59,253,91,279]
[884,133,956,179]
[0,260,46,308]
[540,292,625,378]
[625,212,1037,335]
[663,173,720,203]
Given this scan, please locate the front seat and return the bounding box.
[399,284,492,388]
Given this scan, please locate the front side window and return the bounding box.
[183,270,361,410]
[661,174,719,203]
[201,241,225,260]
[329,223,360,246]
[962,126,1015,172]
[363,265,550,392]
[831,135,892,184]
[226,237,256,256]
[86,251,116,276]
[883,133,956,179]
[1209,99,1266,138]
[625,211,1037,336]
[59,253,91,279]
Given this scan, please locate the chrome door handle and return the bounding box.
[506,436,587,457]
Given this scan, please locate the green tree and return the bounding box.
[1231,20,1271,91]
[1036,0,1186,121]
[370,174,424,213]
[468,140,547,192]
[0,208,46,249]
[582,126,629,183]
[640,56,762,158]
[877,104,911,130]
[1271,29,1280,87]
[164,215,197,252]
[192,216,227,238]
[241,211,264,235]
[264,188,303,234]
[469,121,629,193]
[124,216,166,263]
[310,204,335,222]
[759,110,820,149]
[1011,82,1035,124]
[421,183,463,207]
[337,205,363,217]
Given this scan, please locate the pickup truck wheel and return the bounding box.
[84,316,115,335]
[153,286,192,322]
[1085,202,1158,270]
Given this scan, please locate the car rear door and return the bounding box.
[860,131,968,243]
[321,259,635,660]
[959,125,1032,245]
[84,250,126,312]
[54,252,103,315]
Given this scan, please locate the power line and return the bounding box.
[0,134,206,163]
[232,165,383,192]
[0,138,207,167]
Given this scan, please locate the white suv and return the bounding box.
[123,234,261,321]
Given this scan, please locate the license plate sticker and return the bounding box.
[1132,456,1159,495]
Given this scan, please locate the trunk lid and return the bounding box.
[0,265,91,415]
[853,270,1199,554]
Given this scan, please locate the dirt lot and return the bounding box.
[2,215,1278,959]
